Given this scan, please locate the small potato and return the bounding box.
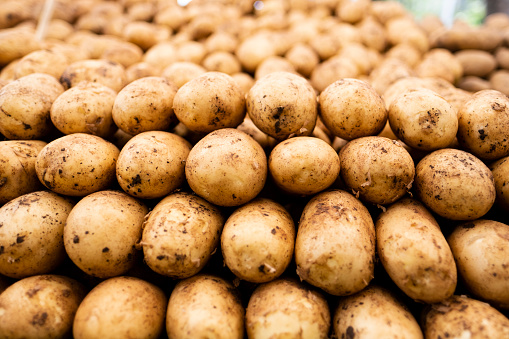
[176,41,207,65]
[490,69,509,97]
[231,72,255,96]
[161,61,206,88]
[0,191,74,278]
[143,41,178,72]
[122,21,171,51]
[269,136,340,195]
[0,275,85,339]
[247,71,317,140]
[448,220,509,309]
[236,117,277,151]
[415,148,495,220]
[339,137,415,205]
[73,276,167,339]
[254,56,297,80]
[455,49,497,78]
[60,59,127,92]
[116,131,191,199]
[358,17,388,52]
[246,278,330,338]
[202,51,241,75]
[388,89,458,151]
[0,73,64,140]
[125,61,158,84]
[221,198,294,283]
[35,133,119,197]
[369,58,414,95]
[376,198,457,303]
[495,46,509,70]
[295,190,375,296]
[284,43,319,78]
[385,43,422,68]
[310,56,359,93]
[235,33,277,73]
[167,275,244,339]
[50,81,117,138]
[173,71,245,133]
[319,78,387,140]
[457,76,492,92]
[422,295,509,338]
[101,41,143,68]
[185,128,267,206]
[333,285,423,339]
[415,49,463,84]
[141,192,224,278]
[112,76,179,135]
[64,190,148,278]
[204,31,238,53]
[13,49,69,80]
[490,155,509,210]
[0,28,41,66]
[0,140,46,205]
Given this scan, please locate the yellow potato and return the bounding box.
[60,59,127,93]
[490,155,509,211]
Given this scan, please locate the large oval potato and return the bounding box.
[60,59,127,92]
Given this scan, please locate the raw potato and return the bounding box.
[13,49,70,80]
[185,128,267,207]
[376,198,457,303]
[455,49,497,77]
[415,148,496,220]
[64,190,148,278]
[0,191,74,278]
[448,220,509,309]
[457,89,509,161]
[161,61,206,88]
[247,71,317,140]
[73,276,167,339]
[236,117,277,151]
[0,140,46,205]
[173,72,246,134]
[202,51,242,75]
[50,81,117,138]
[0,275,86,339]
[116,131,191,199]
[35,133,119,197]
[0,28,41,66]
[310,56,359,94]
[339,136,415,205]
[319,78,387,140]
[333,285,423,339]
[422,295,509,338]
[141,192,224,278]
[246,278,330,338]
[60,59,127,92]
[284,42,320,78]
[295,190,375,296]
[112,76,179,135]
[490,155,509,210]
[0,73,64,140]
[388,89,458,151]
[268,136,340,195]
[166,275,244,339]
[221,198,295,283]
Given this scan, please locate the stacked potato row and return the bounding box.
[0,0,509,338]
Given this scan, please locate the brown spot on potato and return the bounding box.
[73,236,79,244]
[16,235,25,243]
[26,287,41,298]
[346,326,355,338]
[102,247,109,253]
[31,312,48,326]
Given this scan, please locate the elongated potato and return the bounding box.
[376,198,457,303]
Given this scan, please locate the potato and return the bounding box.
[310,56,359,93]
[376,198,457,303]
[385,43,422,68]
[221,198,294,283]
[333,285,423,339]
[60,59,127,93]
[254,56,297,80]
[415,49,463,85]
[231,72,255,96]
[204,31,238,53]
[236,117,277,151]
[495,46,509,70]
[235,33,277,73]
[457,75,492,92]
[153,5,190,31]
[422,295,509,338]
[295,190,375,296]
[448,219,509,309]
[268,136,340,195]
[246,278,330,338]
[13,49,69,80]
[166,275,244,339]
[200,51,241,75]
[185,128,267,206]
[125,61,158,84]
[141,191,223,278]
[455,49,497,78]
[490,155,509,210]
[101,41,143,68]
[490,69,509,97]
[0,191,74,278]
[457,90,509,161]
[73,276,167,339]
[388,89,458,151]
[116,131,191,199]
[0,73,64,140]
[64,190,148,278]
[122,21,171,51]
[339,136,415,205]
[176,41,207,64]
[173,72,246,134]
[161,61,206,88]
[284,42,319,78]
[0,140,46,205]
[319,78,387,140]
[369,58,414,95]
[112,76,179,135]
[143,41,179,72]
[247,71,317,140]
[35,133,119,197]
[0,28,41,66]
[415,148,495,220]
[0,275,86,339]
[50,81,117,138]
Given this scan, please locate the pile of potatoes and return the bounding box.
[1,0,509,338]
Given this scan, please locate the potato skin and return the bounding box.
[73,276,167,339]
[0,275,86,339]
[415,148,495,220]
[295,190,375,296]
[490,155,509,210]
[448,220,509,309]
[376,198,457,303]
[333,285,423,339]
[221,198,294,283]
[0,191,75,278]
[455,49,497,77]
[35,133,119,197]
[64,190,148,278]
[246,278,330,339]
[60,59,127,92]
[166,275,244,339]
[141,192,224,279]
